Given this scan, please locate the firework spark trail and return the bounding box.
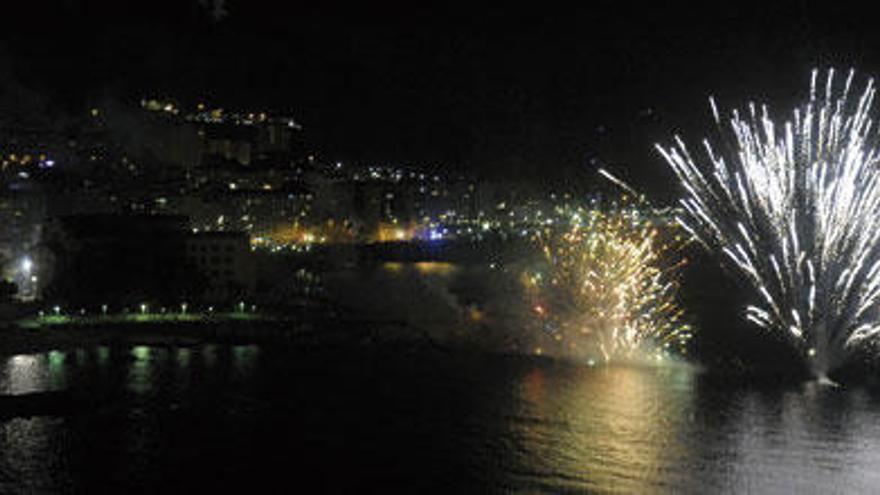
[658,69,880,375]
[525,206,691,363]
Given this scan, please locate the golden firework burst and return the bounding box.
[524,204,692,362]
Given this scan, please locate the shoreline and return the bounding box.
[0,311,421,358]
[2,311,862,383]
[0,319,789,380]
[1,312,316,356]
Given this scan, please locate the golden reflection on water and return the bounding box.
[413,261,457,275]
[516,364,696,493]
[382,261,458,276]
[382,261,404,272]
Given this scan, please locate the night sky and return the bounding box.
[3,1,880,196]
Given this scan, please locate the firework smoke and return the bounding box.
[524,205,691,363]
[658,69,880,377]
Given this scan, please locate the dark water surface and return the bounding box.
[3,343,880,493]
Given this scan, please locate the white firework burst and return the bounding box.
[657,69,880,376]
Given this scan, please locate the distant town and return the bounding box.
[1,96,677,314]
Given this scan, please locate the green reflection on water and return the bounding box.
[129,346,153,395]
[202,344,218,368]
[48,350,64,368]
[233,345,260,376]
[47,351,67,389]
[97,346,110,365]
[177,348,191,367]
[132,346,151,361]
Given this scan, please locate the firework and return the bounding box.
[657,69,880,377]
[524,205,691,363]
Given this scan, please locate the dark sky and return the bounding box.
[3,1,880,196]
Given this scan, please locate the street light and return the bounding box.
[21,257,33,274]
[18,257,36,300]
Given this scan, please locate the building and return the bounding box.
[201,124,255,166]
[185,232,255,303]
[42,214,254,306]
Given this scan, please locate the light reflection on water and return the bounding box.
[5,347,880,491]
[0,416,69,492]
[2,353,67,395]
[97,346,110,366]
[128,346,155,396]
[232,345,260,378]
[510,364,695,493]
[176,347,191,368]
[202,344,218,368]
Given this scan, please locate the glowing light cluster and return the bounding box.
[658,69,880,376]
[524,206,691,363]
[261,220,355,247]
